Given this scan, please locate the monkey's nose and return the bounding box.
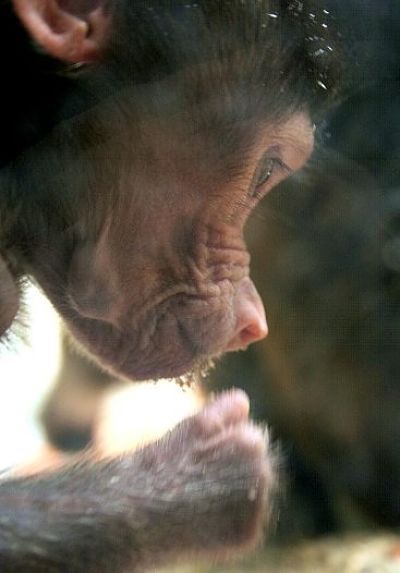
[225,278,268,352]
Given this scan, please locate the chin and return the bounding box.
[115,347,214,382]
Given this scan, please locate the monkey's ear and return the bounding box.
[12,0,111,63]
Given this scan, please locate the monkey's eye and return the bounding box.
[250,157,285,200]
[255,158,276,187]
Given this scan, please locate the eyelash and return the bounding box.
[249,157,285,199]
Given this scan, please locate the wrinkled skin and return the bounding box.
[21,104,313,380]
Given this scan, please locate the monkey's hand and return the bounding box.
[0,390,274,573]
[130,389,274,564]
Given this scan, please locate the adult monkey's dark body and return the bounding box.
[0,1,341,571]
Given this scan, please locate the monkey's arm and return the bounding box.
[0,391,272,573]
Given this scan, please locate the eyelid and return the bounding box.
[268,156,291,174]
[265,145,292,174]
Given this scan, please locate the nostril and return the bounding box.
[239,320,268,347]
[226,314,268,352]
